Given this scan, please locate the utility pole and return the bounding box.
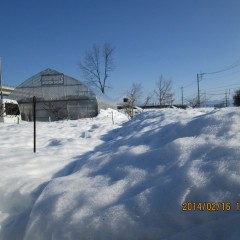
[225,90,228,107]
[181,86,184,106]
[229,89,231,106]
[225,89,231,107]
[0,57,3,100]
[197,73,200,107]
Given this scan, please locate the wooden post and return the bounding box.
[33,96,36,153]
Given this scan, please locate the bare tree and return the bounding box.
[164,93,175,106]
[41,101,65,121]
[233,89,240,106]
[79,43,115,94]
[185,93,209,108]
[124,83,142,119]
[142,92,155,109]
[154,75,173,106]
[143,94,153,107]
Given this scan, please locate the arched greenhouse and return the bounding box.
[9,68,115,121]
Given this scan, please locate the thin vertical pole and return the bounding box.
[197,74,200,108]
[228,89,231,106]
[181,86,183,107]
[33,96,36,153]
[225,90,228,107]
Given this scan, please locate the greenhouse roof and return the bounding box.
[9,68,96,102]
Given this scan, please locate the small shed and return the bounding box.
[9,68,115,121]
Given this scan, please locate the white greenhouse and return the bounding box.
[9,68,115,121]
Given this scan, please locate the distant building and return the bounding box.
[0,85,15,97]
[9,68,115,121]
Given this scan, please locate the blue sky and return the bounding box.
[1,0,240,104]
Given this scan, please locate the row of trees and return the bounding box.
[79,43,240,110]
[78,43,209,108]
[78,43,174,105]
[125,76,174,108]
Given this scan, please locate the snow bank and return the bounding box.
[1,108,240,240]
[0,109,127,239]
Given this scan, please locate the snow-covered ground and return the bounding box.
[1,108,240,240]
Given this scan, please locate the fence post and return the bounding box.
[112,111,114,125]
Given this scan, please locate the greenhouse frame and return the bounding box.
[9,68,115,121]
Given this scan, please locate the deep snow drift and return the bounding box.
[1,108,240,240]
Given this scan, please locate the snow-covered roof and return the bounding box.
[0,98,19,104]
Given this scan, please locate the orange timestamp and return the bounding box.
[182,202,232,211]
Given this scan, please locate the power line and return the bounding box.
[178,59,240,105]
[182,80,195,88]
[202,58,240,75]
[195,58,240,107]
[206,92,227,96]
[201,83,240,91]
[202,69,240,80]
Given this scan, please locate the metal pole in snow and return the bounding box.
[33,96,36,153]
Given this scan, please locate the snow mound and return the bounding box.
[1,108,240,240]
[24,108,240,240]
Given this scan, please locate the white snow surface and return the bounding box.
[1,108,240,240]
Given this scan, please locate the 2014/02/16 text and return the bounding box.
[182,202,231,211]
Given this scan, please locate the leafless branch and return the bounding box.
[185,93,209,108]
[124,83,142,119]
[79,43,115,94]
[154,75,173,106]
